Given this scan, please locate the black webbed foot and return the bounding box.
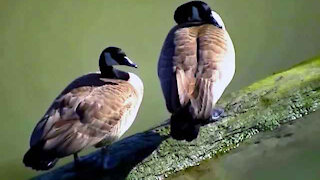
[200,107,225,126]
[211,107,225,121]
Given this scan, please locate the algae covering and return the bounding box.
[127,57,320,180]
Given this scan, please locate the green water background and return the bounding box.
[0,0,319,179]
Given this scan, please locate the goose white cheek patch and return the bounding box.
[211,10,225,29]
[105,52,119,66]
[124,56,134,65]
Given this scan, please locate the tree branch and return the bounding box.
[32,57,320,180]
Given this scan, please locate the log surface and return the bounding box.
[32,57,320,180]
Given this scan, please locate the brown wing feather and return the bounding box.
[173,27,198,106]
[174,24,235,119]
[38,78,139,157]
[191,25,235,119]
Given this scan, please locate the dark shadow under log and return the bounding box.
[33,129,169,180]
[32,57,320,180]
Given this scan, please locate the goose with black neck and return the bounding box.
[23,46,144,171]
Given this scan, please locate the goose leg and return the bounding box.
[101,146,110,169]
[73,153,80,169]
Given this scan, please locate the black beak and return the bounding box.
[124,56,138,68]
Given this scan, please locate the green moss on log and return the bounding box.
[127,57,320,180]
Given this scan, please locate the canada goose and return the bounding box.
[158,1,235,141]
[23,47,144,170]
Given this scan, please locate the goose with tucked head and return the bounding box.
[158,1,235,141]
[23,47,143,170]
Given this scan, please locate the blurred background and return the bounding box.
[0,0,319,179]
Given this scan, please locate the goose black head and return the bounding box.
[174,1,224,29]
[99,47,137,70]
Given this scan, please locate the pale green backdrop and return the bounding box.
[0,0,319,179]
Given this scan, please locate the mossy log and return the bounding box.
[32,57,320,180]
